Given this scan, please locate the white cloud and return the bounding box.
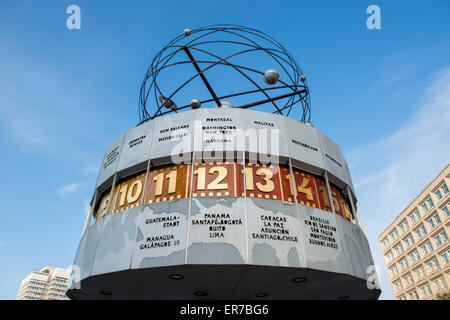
[0,241,6,247]
[346,66,450,300]
[57,183,83,198]
[377,63,416,89]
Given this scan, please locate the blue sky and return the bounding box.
[0,0,449,300]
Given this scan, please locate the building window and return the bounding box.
[435,235,442,246]
[441,252,449,265]
[441,183,449,195]
[427,213,441,230]
[395,281,403,292]
[426,284,432,296]
[386,251,394,262]
[405,235,415,248]
[415,209,421,219]
[420,244,428,256]
[433,277,447,292]
[434,212,441,223]
[414,267,425,280]
[413,250,420,262]
[443,204,450,217]
[435,231,448,247]
[400,220,410,234]
[435,189,443,200]
[403,274,414,287]
[419,286,427,297]
[390,229,399,242]
[395,243,404,256]
[422,202,429,213]
[399,258,409,271]
[427,218,435,229]
[419,284,432,297]
[410,209,421,224]
[382,237,390,249]
[390,265,398,276]
[415,225,427,239]
[427,258,440,273]
[427,197,434,208]
[408,290,419,300]
[420,224,427,235]
[432,258,439,267]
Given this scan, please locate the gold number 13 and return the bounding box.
[245,167,275,193]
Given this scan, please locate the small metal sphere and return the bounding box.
[159,96,176,109]
[184,28,191,37]
[263,69,279,85]
[300,74,306,82]
[190,99,201,109]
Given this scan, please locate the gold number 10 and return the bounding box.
[117,180,143,206]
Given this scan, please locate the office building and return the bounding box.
[17,266,70,300]
[379,164,450,300]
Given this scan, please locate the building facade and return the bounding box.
[379,164,450,300]
[17,266,70,300]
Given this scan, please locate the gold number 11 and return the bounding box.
[153,170,177,196]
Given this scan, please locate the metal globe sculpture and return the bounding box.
[67,24,380,300]
[139,24,311,124]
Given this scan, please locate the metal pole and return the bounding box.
[324,171,336,214]
[346,186,358,225]
[239,89,306,110]
[356,204,367,235]
[81,190,98,237]
[183,47,221,107]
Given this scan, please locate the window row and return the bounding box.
[383,182,449,250]
[389,251,449,278]
[394,274,448,299]
[385,222,448,252]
